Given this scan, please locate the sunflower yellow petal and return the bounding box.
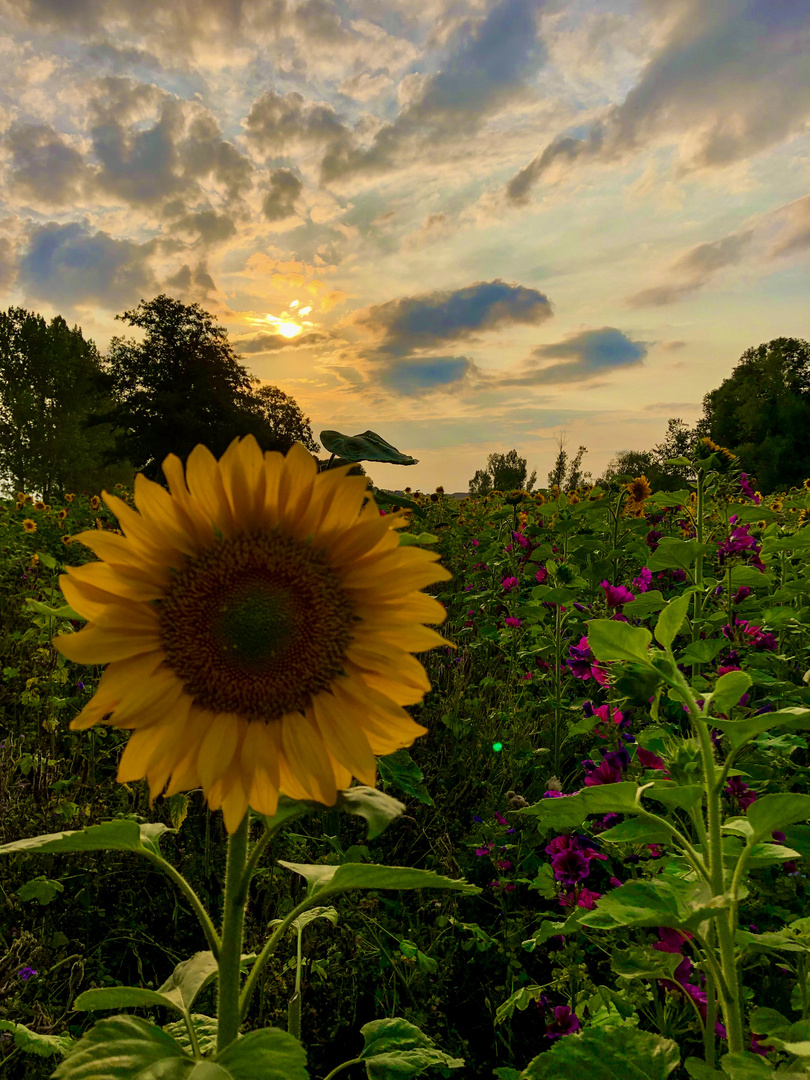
[185,443,235,537]
[312,693,377,786]
[54,624,160,665]
[197,715,241,791]
[280,712,337,806]
[58,575,160,630]
[63,561,167,602]
[117,724,174,783]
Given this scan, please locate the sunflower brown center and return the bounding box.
[157,530,356,721]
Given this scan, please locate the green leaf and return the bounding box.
[722,566,772,588]
[745,794,810,844]
[610,945,683,981]
[164,1016,218,1058]
[332,787,406,840]
[359,1017,464,1079]
[18,875,64,905]
[599,817,671,844]
[289,906,339,934]
[169,793,191,830]
[647,538,711,573]
[320,430,418,465]
[0,1019,74,1058]
[710,670,753,714]
[378,749,433,806]
[622,591,668,619]
[278,861,480,900]
[578,877,727,931]
[643,783,704,813]
[655,591,697,649]
[0,819,172,858]
[678,639,726,666]
[587,620,652,664]
[73,986,186,1015]
[214,1026,308,1080]
[684,1059,724,1080]
[53,1015,192,1079]
[494,985,548,1025]
[522,1026,680,1080]
[397,532,438,547]
[26,599,84,620]
[157,952,221,1013]
[712,707,810,750]
[716,1052,776,1079]
[519,783,642,829]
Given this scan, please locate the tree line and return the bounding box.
[0,295,320,501]
[467,337,810,496]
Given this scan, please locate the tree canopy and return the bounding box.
[95,295,315,482]
[702,337,810,493]
[469,449,536,495]
[0,307,132,501]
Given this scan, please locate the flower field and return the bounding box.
[2,440,810,1080]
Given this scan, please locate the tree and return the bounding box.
[96,295,297,482]
[0,308,132,501]
[702,337,810,493]
[546,433,589,491]
[241,384,319,454]
[468,449,535,495]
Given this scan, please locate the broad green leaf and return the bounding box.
[168,793,191,830]
[278,861,480,900]
[26,599,84,620]
[359,1017,464,1078]
[722,566,772,588]
[746,843,801,868]
[587,620,652,664]
[763,530,810,553]
[74,986,184,1014]
[214,1026,308,1080]
[610,945,683,981]
[18,875,64,905]
[578,877,727,931]
[519,783,642,829]
[647,538,711,573]
[53,1015,191,1079]
[717,1052,777,1079]
[522,1026,680,1080]
[333,786,406,839]
[684,1059,724,1080]
[712,707,810,750]
[0,819,172,858]
[622,591,667,619]
[710,671,752,714]
[0,1019,74,1058]
[599,817,671,844]
[643,783,704,813]
[378,749,434,806]
[655,591,697,649]
[649,490,690,507]
[745,794,810,844]
[164,1016,219,1058]
[678,639,726,666]
[157,952,220,1013]
[289,906,338,934]
[320,429,418,465]
[397,532,438,547]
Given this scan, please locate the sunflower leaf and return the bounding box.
[214,1026,308,1080]
[0,1020,74,1059]
[332,786,406,839]
[0,819,173,858]
[52,1015,191,1079]
[278,861,480,899]
[320,430,418,465]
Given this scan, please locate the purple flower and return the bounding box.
[646,529,663,551]
[501,576,520,592]
[17,967,37,981]
[739,473,759,502]
[475,843,494,856]
[725,775,757,810]
[551,849,591,885]
[599,580,635,608]
[545,1005,580,1040]
[636,746,668,773]
[718,524,765,571]
[732,586,752,605]
[504,616,522,628]
[535,566,549,584]
[632,567,653,593]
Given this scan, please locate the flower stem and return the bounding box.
[217,813,250,1053]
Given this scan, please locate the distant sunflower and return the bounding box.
[57,509,68,522]
[65,494,75,504]
[52,437,452,832]
[22,519,36,533]
[625,475,651,515]
[89,496,101,511]
[34,501,46,511]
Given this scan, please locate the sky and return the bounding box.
[0,0,808,493]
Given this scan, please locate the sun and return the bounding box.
[275,320,302,339]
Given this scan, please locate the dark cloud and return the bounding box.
[354,278,554,356]
[0,237,17,290]
[767,194,810,259]
[261,169,303,221]
[169,208,237,245]
[625,230,754,308]
[4,123,90,207]
[376,355,476,396]
[235,330,327,353]
[493,327,648,386]
[320,0,547,183]
[18,219,159,308]
[505,0,810,204]
[83,40,165,73]
[166,260,217,296]
[244,88,353,160]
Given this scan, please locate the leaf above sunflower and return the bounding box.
[320,430,418,465]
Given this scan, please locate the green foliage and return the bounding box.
[522,1027,680,1079]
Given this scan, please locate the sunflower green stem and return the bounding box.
[217,813,250,1053]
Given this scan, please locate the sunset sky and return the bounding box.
[0,0,808,492]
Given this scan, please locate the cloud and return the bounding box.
[350,278,554,356]
[491,327,649,387]
[18,219,159,308]
[244,88,353,157]
[376,354,477,396]
[505,0,810,204]
[261,169,303,222]
[625,229,755,308]
[4,123,91,207]
[168,208,237,245]
[766,194,810,259]
[234,329,328,353]
[318,0,547,183]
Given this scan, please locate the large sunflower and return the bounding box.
[52,437,452,831]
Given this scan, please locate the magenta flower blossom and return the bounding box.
[501,576,520,592]
[551,849,591,885]
[739,473,760,503]
[632,567,653,593]
[589,703,626,737]
[475,843,494,856]
[17,967,37,981]
[535,566,549,584]
[636,746,669,772]
[584,749,628,787]
[718,524,765,571]
[725,775,757,810]
[504,616,522,628]
[732,585,752,605]
[494,810,510,826]
[599,580,635,607]
[545,1005,580,1040]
